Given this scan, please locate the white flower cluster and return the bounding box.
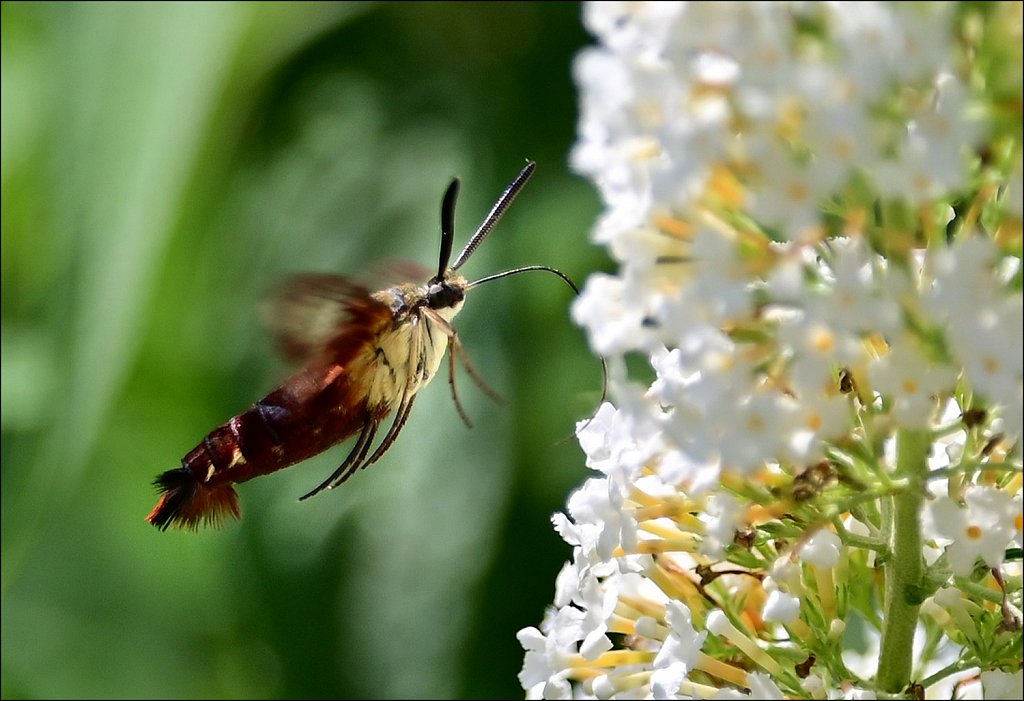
[521,2,1023,699]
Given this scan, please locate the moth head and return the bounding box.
[426,272,466,310]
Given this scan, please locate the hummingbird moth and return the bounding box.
[147,161,582,530]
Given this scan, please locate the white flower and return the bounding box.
[868,341,959,430]
[573,274,659,357]
[747,672,786,699]
[744,140,827,242]
[552,560,581,609]
[650,601,707,698]
[925,236,1024,440]
[575,401,660,487]
[720,391,798,473]
[677,226,756,325]
[763,587,802,625]
[826,2,956,98]
[799,528,842,568]
[981,669,1024,700]
[816,237,902,340]
[522,2,1024,697]
[562,477,638,562]
[582,1,683,59]
[517,606,586,699]
[701,493,745,558]
[925,487,1017,576]
[576,570,616,661]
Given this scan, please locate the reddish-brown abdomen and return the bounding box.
[148,365,381,530]
[148,280,395,530]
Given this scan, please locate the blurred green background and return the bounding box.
[1,2,608,698]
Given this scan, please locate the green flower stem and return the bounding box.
[877,428,929,693]
[832,516,887,553]
[954,577,1007,605]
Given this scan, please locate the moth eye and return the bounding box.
[426,282,463,310]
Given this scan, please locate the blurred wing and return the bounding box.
[368,260,430,288]
[261,274,393,363]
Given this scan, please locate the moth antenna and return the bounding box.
[556,355,609,445]
[466,264,579,294]
[434,179,460,282]
[467,264,609,444]
[451,160,535,271]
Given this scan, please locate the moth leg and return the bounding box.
[419,307,473,427]
[327,420,380,489]
[421,307,505,419]
[446,342,474,429]
[357,317,431,457]
[450,330,504,405]
[363,393,417,467]
[299,418,380,501]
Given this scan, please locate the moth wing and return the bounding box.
[261,274,393,364]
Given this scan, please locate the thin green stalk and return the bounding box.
[877,428,929,693]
